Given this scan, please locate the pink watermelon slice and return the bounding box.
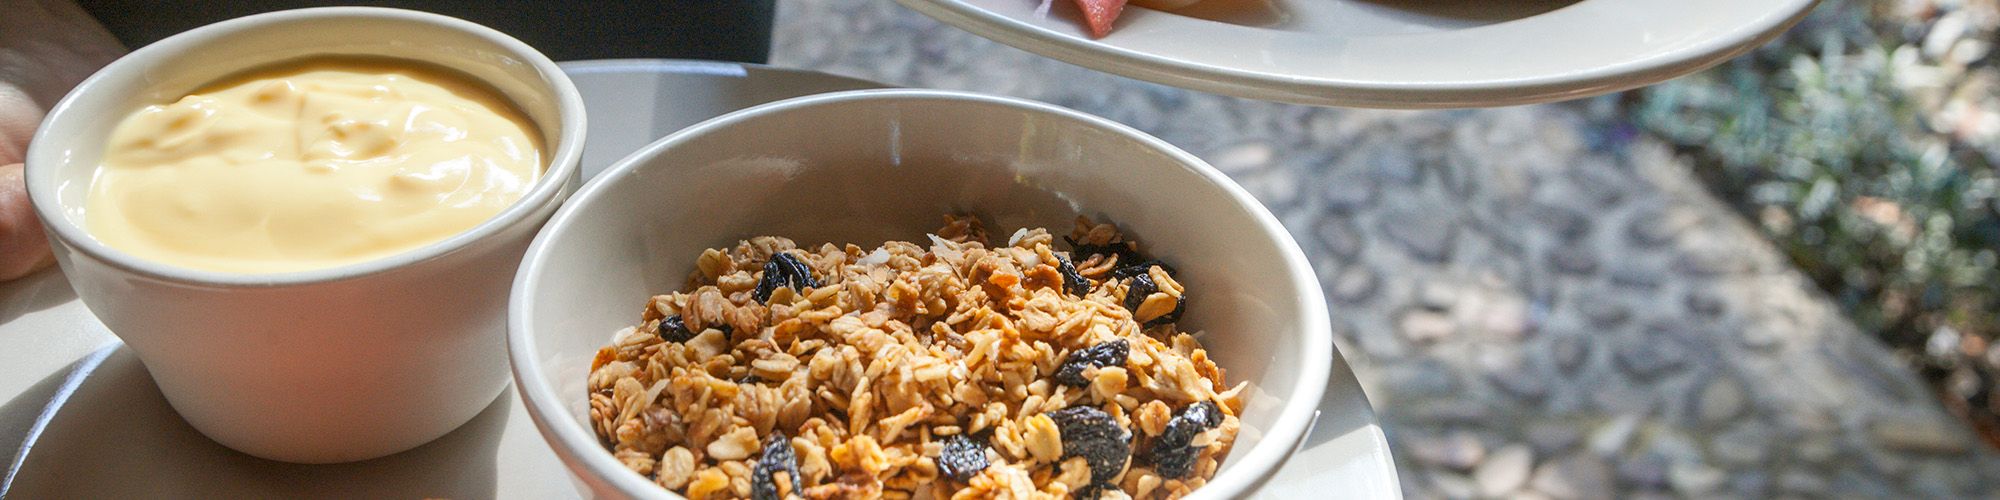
[1071,0,1127,38]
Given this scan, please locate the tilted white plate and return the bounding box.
[0,59,1395,498]
[896,0,1818,108]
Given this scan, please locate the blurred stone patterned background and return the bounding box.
[769,0,2000,497]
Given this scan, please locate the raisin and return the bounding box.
[1108,259,1177,279]
[1064,236,1141,266]
[1073,482,1124,500]
[935,434,990,481]
[1116,264,1185,328]
[1054,339,1129,387]
[1055,253,1090,297]
[658,315,733,343]
[752,252,820,303]
[1121,271,1157,313]
[1147,401,1223,478]
[1047,405,1131,483]
[656,314,696,343]
[750,431,800,500]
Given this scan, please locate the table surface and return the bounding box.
[766,0,2000,497]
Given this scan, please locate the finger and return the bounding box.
[0,162,54,281]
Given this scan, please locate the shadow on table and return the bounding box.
[0,345,509,498]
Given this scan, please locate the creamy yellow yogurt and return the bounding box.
[85,58,543,274]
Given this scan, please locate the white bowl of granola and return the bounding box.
[508,89,1332,499]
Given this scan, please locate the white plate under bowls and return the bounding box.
[896,0,1819,108]
[0,59,1396,498]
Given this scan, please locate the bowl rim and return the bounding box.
[23,6,587,287]
[507,88,1333,499]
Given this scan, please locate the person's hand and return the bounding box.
[0,162,51,280]
[3,80,58,281]
[0,0,126,281]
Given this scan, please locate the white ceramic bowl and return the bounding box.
[24,7,585,463]
[509,89,1331,498]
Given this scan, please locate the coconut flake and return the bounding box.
[1007,227,1032,247]
[858,247,892,267]
[927,234,964,262]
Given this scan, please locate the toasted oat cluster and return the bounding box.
[588,215,1244,499]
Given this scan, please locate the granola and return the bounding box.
[588,215,1245,499]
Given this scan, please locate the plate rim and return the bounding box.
[894,0,1820,108]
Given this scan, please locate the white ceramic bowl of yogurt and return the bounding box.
[509,89,1331,498]
[23,7,585,463]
